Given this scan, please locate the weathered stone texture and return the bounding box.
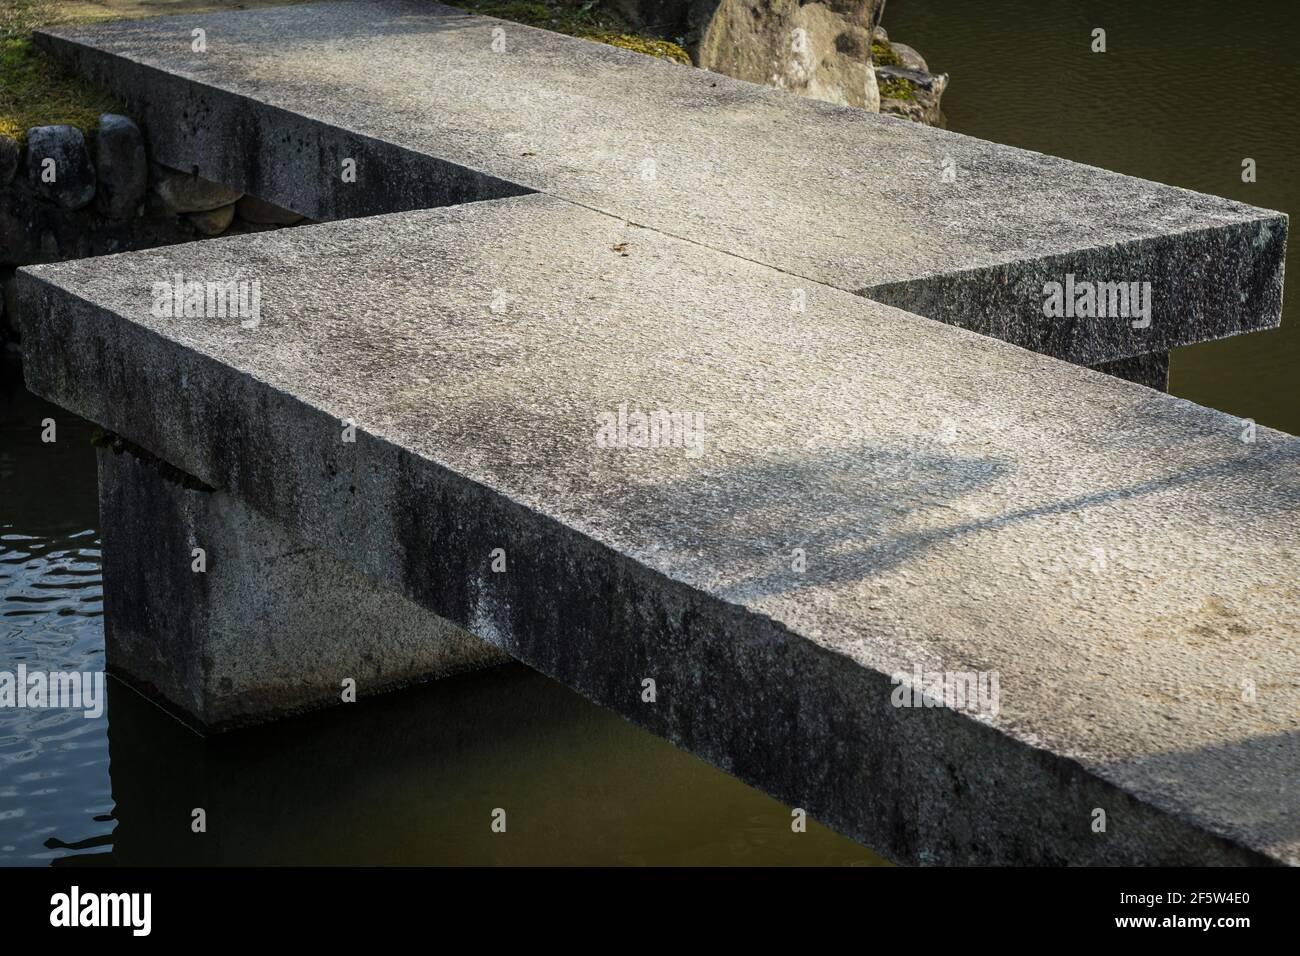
[96,443,507,732]
[19,194,1300,865]
[33,1,1285,366]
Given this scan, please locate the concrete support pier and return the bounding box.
[97,439,505,731]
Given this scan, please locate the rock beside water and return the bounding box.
[600,0,944,123]
[877,64,948,126]
[888,40,929,73]
[873,27,948,125]
[694,0,886,112]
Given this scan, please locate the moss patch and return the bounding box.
[585,32,690,65]
[879,75,916,102]
[0,0,123,144]
[463,0,691,65]
[871,41,901,68]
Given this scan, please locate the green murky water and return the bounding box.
[887,0,1299,434]
[0,371,881,865]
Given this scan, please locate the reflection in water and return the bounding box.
[97,666,881,866]
[1,361,882,866]
[0,370,111,863]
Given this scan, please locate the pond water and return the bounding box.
[0,368,881,865]
[887,0,1300,435]
[2,0,1296,866]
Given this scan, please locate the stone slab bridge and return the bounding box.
[16,0,1298,865]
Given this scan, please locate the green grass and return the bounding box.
[0,37,124,143]
[0,0,123,144]
[0,0,48,40]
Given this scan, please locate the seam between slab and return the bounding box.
[33,22,1286,369]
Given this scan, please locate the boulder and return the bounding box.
[153,166,243,213]
[877,64,948,126]
[187,202,236,236]
[236,194,304,225]
[614,0,886,111]
[95,114,148,219]
[697,0,884,110]
[25,126,96,210]
[600,1,950,122]
[888,40,928,73]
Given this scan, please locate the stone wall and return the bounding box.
[1,114,304,351]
